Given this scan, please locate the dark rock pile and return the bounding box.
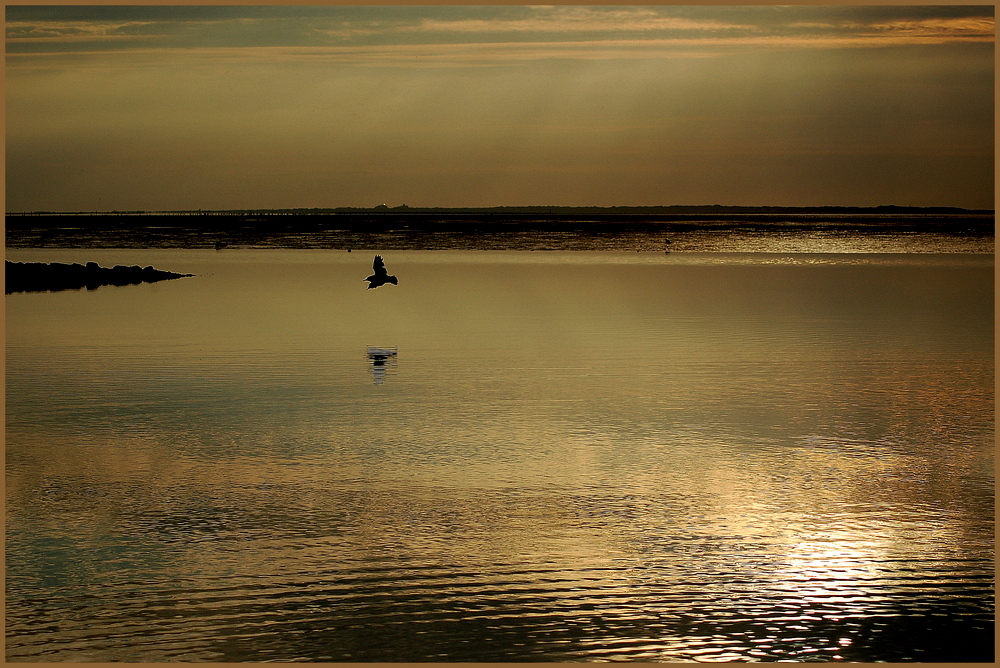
[6,261,194,293]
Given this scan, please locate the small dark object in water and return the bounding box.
[5,261,194,294]
[364,255,397,289]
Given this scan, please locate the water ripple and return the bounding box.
[7,549,993,662]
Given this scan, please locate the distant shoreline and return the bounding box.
[5,208,993,251]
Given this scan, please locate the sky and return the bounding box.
[5,4,995,211]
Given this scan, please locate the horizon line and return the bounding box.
[7,204,994,215]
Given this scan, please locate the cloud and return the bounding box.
[8,29,993,73]
[860,17,995,39]
[397,8,760,35]
[5,20,163,41]
[6,5,994,58]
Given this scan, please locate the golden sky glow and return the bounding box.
[5,5,995,211]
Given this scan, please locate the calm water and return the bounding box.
[6,249,994,662]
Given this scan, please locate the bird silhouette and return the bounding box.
[364,255,398,289]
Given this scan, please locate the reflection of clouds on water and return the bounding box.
[367,346,398,385]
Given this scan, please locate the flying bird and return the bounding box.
[364,255,398,289]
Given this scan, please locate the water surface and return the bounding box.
[6,249,994,662]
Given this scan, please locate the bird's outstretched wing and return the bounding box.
[372,255,388,277]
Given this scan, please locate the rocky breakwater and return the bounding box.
[6,261,194,293]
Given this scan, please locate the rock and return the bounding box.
[5,261,194,294]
